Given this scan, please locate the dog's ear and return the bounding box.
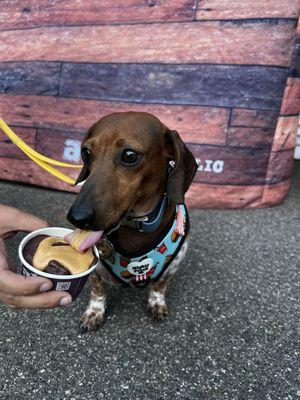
[75,124,95,185]
[164,129,198,204]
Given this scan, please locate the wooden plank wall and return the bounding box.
[0,1,299,208]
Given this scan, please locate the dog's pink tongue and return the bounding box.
[64,229,103,253]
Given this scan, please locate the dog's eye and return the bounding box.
[121,149,139,165]
[81,147,91,163]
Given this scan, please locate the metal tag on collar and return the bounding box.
[97,238,114,259]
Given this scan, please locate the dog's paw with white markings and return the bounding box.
[147,303,169,322]
[79,295,106,333]
[147,290,169,322]
[79,309,105,333]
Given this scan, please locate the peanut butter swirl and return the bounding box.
[33,236,95,275]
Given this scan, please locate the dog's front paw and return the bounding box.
[147,303,169,323]
[79,309,105,333]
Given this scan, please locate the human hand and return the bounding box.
[0,205,72,309]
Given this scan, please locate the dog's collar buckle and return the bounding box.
[130,215,149,222]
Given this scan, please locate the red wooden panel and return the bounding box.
[0,21,295,66]
[186,180,291,208]
[36,129,84,164]
[189,144,270,185]
[230,109,279,128]
[272,116,298,151]
[228,127,274,148]
[280,78,300,116]
[0,156,291,209]
[0,125,35,143]
[0,126,36,159]
[0,0,196,30]
[260,180,291,207]
[0,157,79,192]
[186,182,263,208]
[0,95,228,145]
[196,0,300,20]
[265,149,295,184]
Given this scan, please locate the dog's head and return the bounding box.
[67,112,197,231]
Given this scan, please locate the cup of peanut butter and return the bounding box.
[18,227,100,300]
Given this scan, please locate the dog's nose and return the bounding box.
[67,204,94,229]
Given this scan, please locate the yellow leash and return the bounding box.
[0,118,82,185]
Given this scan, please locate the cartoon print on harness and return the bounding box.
[119,255,158,288]
[156,242,168,254]
[120,259,158,288]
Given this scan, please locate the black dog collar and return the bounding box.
[125,193,168,233]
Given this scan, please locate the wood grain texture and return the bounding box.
[60,63,288,110]
[265,149,295,184]
[228,127,275,148]
[291,36,300,77]
[0,94,228,145]
[0,157,80,192]
[0,62,60,96]
[280,78,300,115]
[0,62,287,110]
[272,116,298,151]
[0,126,36,159]
[259,180,291,207]
[0,156,291,208]
[0,0,196,30]
[186,180,291,208]
[196,0,300,20]
[0,21,295,66]
[36,129,84,164]
[186,182,262,208]
[230,109,279,128]
[188,144,270,185]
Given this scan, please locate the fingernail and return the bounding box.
[39,282,52,292]
[60,296,72,307]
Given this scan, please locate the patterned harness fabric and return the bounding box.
[102,205,189,288]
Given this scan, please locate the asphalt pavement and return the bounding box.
[0,163,299,400]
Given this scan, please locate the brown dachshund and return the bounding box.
[67,112,197,332]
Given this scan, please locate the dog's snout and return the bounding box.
[67,203,95,229]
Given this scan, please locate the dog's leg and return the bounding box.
[80,271,106,333]
[147,240,189,322]
[147,274,170,322]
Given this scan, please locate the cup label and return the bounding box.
[56,281,71,291]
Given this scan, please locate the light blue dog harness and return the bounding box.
[102,204,189,288]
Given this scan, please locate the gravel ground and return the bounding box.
[0,163,299,400]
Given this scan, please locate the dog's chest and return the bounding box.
[95,204,189,287]
[96,239,189,287]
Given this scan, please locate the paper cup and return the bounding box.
[18,227,99,300]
